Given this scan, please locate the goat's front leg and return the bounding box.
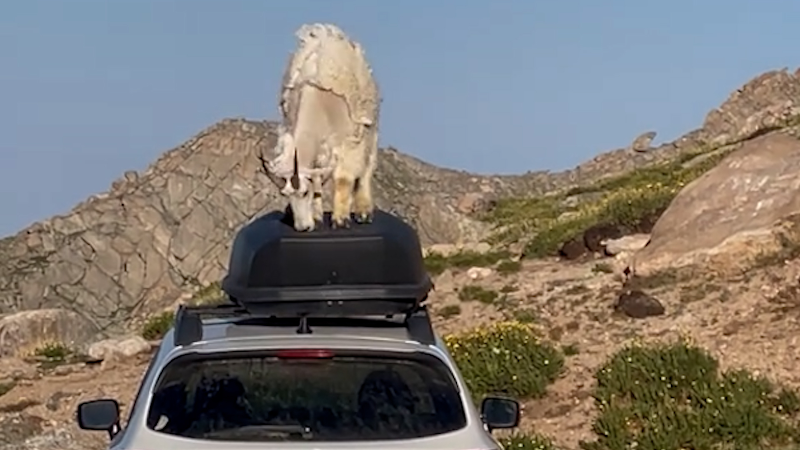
[354,135,378,225]
[331,168,354,229]
[312,175,324,226]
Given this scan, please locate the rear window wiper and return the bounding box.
[202,424,314,441]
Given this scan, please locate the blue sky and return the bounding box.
[1,0,798,236]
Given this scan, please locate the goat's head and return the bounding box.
[258,129,333,231]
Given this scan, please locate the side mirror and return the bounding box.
[480,396,520,431]
[76,399,121,439]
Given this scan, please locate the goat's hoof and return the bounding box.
[354,212,373,224]
[332,217,351,229]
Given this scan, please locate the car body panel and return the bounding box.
[95,318,504,450]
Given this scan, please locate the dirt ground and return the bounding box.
[2,254,800,450]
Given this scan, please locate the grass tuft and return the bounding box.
[33,342,72,361]
[141,311,175,341]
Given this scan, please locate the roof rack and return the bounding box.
[172,300,436,347]
[171,208,438,348]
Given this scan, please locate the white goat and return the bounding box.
[259,22,380,231]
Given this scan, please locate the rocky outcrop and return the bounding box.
[633,132,800,276]
[700,68,800,146]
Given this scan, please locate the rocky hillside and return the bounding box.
[2,67,800,450]
[1,67,800,336]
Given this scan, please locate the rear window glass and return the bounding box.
[145,350,466,442]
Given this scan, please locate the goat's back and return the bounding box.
[280,23,379,126]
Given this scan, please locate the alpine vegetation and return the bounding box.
[258,22,381,231]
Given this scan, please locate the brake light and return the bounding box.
[277,349,334,359]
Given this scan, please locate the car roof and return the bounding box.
[159,316,447,356]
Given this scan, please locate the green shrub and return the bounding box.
[581,339,800,450]
[437,304,462,319]
[191,281,224,305]
[523,214,596,258]
[483,196,566,244]
[444,321,564,401]
[141,311,175,341]
[0,382,15,397]
[425,250,512,275]
[458,285,499,304]
[423,252,451,275]
[497,259,523,275]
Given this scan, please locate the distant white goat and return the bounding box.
[258,22,380,231]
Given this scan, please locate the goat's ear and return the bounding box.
[257,149,287,189]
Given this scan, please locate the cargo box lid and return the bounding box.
[220,209,433,317]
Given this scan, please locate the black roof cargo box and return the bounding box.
[221,209,433,317]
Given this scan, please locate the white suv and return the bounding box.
[75,210,522,449]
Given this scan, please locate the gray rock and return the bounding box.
[87,335,151,361]
[603,234,651,256]
[630,131,657,152]
[614,289,665,319]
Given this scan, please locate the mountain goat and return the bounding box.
[259,22,380,231]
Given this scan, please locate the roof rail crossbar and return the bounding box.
[171,299,436,347]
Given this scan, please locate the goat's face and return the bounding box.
[258,132,318,232]
[285,175,316,232]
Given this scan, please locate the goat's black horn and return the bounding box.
[290,149,300,190]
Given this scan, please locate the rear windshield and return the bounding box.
[145,349,467,442]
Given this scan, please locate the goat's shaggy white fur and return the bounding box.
[259,22,380,231]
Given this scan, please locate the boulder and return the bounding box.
[633,133,800,276]
[87,335,152,362]
[583,223,625,253]
[614,289,665,319]
[0,309,99,358]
